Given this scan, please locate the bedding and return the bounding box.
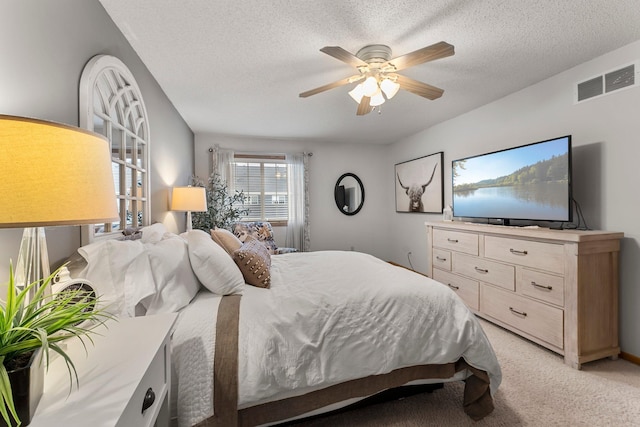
[71,225,500,425]
[171,250,501,426]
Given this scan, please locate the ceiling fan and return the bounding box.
[299,41,454,115]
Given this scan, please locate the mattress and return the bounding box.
[171,251,502,426]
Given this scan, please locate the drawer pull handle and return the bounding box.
[436,256,448,261]
[531,281,552,291]
[448,283,460,290]
[509,249,528,256]
[474,267,488,274]
[447,238,459,243]
[142,387,155,413]
[509,307,527,317]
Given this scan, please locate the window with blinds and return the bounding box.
[232,156,288,225]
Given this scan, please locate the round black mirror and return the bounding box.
[335,173,365,216]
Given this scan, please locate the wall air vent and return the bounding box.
[575,61,638,103]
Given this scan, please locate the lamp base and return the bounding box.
[14,227,51,303]
[186,211,193,232]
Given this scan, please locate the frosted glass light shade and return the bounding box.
[0,115,119,227]
[380,78,400,99]
[348,83,365,104]
[369,88,386,107]
[362,76,379,97]
[171,186,207,212]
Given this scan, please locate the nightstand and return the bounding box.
[29,313,177,427]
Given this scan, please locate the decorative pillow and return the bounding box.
[122,227,143,240]
[143,234,201,314]
[210,228,242,256]
[186,230,245,295]
[233,235,271,288]
[232,222,278,254]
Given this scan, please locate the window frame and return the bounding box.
[79,55,151,244]
[232,154,288,227]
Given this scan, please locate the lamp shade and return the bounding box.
[0,115,119,228]
[380,78,400,99]
[348,83,365,104]
[171,186,207,212]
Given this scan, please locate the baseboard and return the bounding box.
[620,352,640,365]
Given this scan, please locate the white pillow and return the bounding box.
[141,222,169,244]
[122,251,156,317]
[77,239,155,317]
[185,230,245,295]
[143,234,201,314]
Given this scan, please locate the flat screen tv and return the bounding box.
[452,135,572,225]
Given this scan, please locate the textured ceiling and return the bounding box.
[99,0,640,145]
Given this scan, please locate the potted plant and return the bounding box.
[1,263,109,426]
[190,172,248,231]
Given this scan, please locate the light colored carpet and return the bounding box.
[288,319,640,426]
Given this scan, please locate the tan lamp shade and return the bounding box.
[0,115,119,227]
[171,186,207,212]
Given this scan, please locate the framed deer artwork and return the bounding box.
[395,152,444,213]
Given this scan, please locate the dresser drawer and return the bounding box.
[481,285,564,349]
[433,229,479,256]
[432,248,452,271]
[453,253,515,291]
[433,269,479,310]
[117,335,170,427]
[484,236,564,274]
[518,268,564,307]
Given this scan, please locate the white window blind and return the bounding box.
[232,156,288,223]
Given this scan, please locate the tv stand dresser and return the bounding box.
[425,221,623,369]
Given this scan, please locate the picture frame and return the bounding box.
[395,152,444,213]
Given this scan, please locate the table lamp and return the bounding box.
[0,115,119,301]
[171,186,207,231]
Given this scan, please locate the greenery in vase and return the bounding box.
[190,172,248,231]
[0,263,110,426]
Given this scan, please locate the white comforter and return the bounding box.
[171,251,501,426]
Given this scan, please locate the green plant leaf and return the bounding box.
[1,262,112,425]
[0,358,19,427]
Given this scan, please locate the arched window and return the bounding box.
[79,55,150,243]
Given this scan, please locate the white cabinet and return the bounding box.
[426,221,623,369]
[30,314,177,426]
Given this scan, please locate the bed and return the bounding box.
[73,225,501,426]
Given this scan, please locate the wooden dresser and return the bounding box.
[425,221,623,369]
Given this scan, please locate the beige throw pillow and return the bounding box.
[233,235,271,288]
[211,228,242,256]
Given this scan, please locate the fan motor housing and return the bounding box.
[356,45,392,64]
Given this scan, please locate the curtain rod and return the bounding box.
[208,146,312,156]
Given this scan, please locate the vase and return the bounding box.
[1,349,44,427]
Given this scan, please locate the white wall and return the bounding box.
[387,39,640,357]
[0,0,194,280]
[194,134,390,259]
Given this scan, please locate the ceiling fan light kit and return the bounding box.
[300,41,455,115]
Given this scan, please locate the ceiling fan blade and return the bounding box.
[384,41,454,72]
[320,46,368,68]
[393,74,444,100]
[299,75,364,98]
[356,96,373,115]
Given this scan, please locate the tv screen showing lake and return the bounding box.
[453,183,569,221]
[452,136,571,221]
